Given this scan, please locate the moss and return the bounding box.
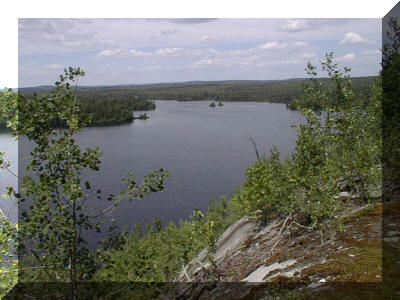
[302,238,382,282]
[264,252,287,265]
[342,203,382,224]
[269,274,310,284]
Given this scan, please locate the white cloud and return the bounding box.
[258,59,300,66]
[251,41,308,53]
[280,20,310,32]
[154,47,206,58]
[279,19,353,33]
[169,18,218,25]
[361,49,381,56]
[94,48,152,59]
[338,53,355,61]
[129,49,152,57]
[192,40,311,68]
[161,29,180,35]
[44,64,64,70]
[339,32,375,45]
[100,40,115,46]
[155,47,184,57]
[194,58,217,65]
[257,41,287,50]
[95,49,122,58]
[199,35,223,44]
[301,52,316,59]
[293,41,308,47]
[18,19,381,86]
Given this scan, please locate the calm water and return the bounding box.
[2,101,303,242]
[0,131,18,222]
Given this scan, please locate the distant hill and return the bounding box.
[19,76,377,107]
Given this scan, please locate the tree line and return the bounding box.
[2,16,400,297]
[0,91,155,128]
[1,76,375,129]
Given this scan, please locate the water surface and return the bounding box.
[0,131,17,222]
[74,101,303,230]
[3,101,303,242]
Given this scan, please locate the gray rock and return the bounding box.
[334,192,350,202]
[243,259,297,282]
[214,216,258,261]
[175,216,258,282]
[369,189,382,199]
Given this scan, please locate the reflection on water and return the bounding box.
[12,100,303,244]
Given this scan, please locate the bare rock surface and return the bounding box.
[243,259,297,282]
[169,201,400,299]
[175,216,258,282]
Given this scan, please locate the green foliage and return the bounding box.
[94,197,237,281]
[1,25,396,294]
[19,76,376,108]
[20,89,156,127]
[0,89,18,131]
[0,68,169,294]
[77,96,155,126]
[288,65,374,111]
[0,90,19,297]
[0,216,17,298]
[231,53,382,224]
[231,147,296,216]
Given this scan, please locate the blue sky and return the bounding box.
[18,18,382,87]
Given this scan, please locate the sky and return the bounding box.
[18,18,382,87]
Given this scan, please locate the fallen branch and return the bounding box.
[182,263,192,282]
[269,214,292,253]
[277,213,292,236]
[292,220,314,230]
[320,229,324,245]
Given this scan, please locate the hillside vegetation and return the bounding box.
[92,53,382,287]
[0,76,375,129]
[20,76,376,105]
[2,14,400,296]
[1,50,388,298]
[0,87,156,129]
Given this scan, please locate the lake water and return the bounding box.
[0,131,18,222]
[1,101,303,243]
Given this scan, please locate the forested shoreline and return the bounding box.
[19,76,376,105]
[0,93,155,128]
[78,97,155,126]
[1,76,375,129]
[2,43,398,297]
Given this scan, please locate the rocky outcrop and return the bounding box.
[175,216,259,282]
[169,200,399,299]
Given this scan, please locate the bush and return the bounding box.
[94,197,237,281]
[0,216,17,298]
[231,53,382,224]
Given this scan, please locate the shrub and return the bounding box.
[231,53,382,224]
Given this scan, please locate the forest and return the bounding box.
[20,76,376,104]
[0,92,155,128]
[78,96,155,126]
[2,14,400,297]
[1,76,375,129]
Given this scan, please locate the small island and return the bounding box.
[209,101,224,108]
[133,113,149,120]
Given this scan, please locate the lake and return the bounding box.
[1,100,303,243]
[0,131,18,222]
